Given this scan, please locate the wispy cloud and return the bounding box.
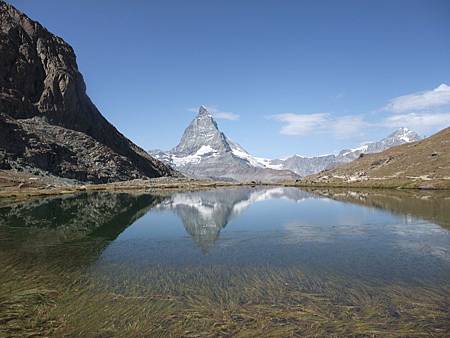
[382,112,450,131]
[379,83,450,133]
[212,111,240,121]
[383,83,450,114]
[270,113,329,136]
[270,113,367,138]
[332,115,368,137]
[271,83,450,138]
[188,105,240,121]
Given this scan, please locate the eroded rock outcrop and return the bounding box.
[0,2,175,182]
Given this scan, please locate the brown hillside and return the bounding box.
[302,126,450,189]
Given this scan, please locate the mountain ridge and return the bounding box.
[0,2,175,182]
[151,106,421,181]
[150,106,300,182]
[264,127,422,176]
[304,126,450,189]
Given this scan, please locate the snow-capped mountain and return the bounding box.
[149,106,300,182]
[336,127,422,162]
[150,106,421,180]
[264,154,338,177]
[264,127,422,176]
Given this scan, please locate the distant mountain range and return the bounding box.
[150,106,421,181]
[264,127,421,176]
[307,126,450,189]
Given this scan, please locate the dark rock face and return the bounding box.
[0,2,175,182]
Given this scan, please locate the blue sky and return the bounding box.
[9,0,450,157]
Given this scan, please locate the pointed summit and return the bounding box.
[171,105,230,155]
[198,105,211,116]
[149,106,299,182]
[387,127,421,143]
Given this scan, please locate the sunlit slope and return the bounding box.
[304,126,450,189]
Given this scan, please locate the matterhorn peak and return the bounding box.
[198,105,211,117]
[170,104,228,156]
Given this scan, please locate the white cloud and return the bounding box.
[382,112,450,132]
[212,111,240,121]
[271,113,329,136]
[270,113,367,138]
[378,83,450,133]
[188,105,240,120]
[331,115,368,138]
[271,84,450,138]
[383,83,450,114]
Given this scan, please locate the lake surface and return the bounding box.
[1,187,449,336]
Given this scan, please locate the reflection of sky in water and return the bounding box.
[95,188,450,284]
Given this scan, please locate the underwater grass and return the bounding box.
[1,189,450,337]
[1,250,449,337]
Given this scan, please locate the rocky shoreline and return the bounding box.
[0,169,259,200]
[1,168,449,203]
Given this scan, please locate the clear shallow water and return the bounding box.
[1,187,450,336]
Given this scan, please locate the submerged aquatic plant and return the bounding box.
[1,189,450,336]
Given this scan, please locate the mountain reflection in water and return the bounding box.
[1,187,449,259]
[1,187,450,337]
[153,187,312,252]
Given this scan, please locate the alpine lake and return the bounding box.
[0,187,449,337]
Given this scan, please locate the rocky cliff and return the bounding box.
[0,2,175,182]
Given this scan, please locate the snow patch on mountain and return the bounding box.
[232,187,290,214]
[228,141,265,168]
[273,127,422,176]
[149,106,300,182]
[149,106,421,180]
[171,145,219,166]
